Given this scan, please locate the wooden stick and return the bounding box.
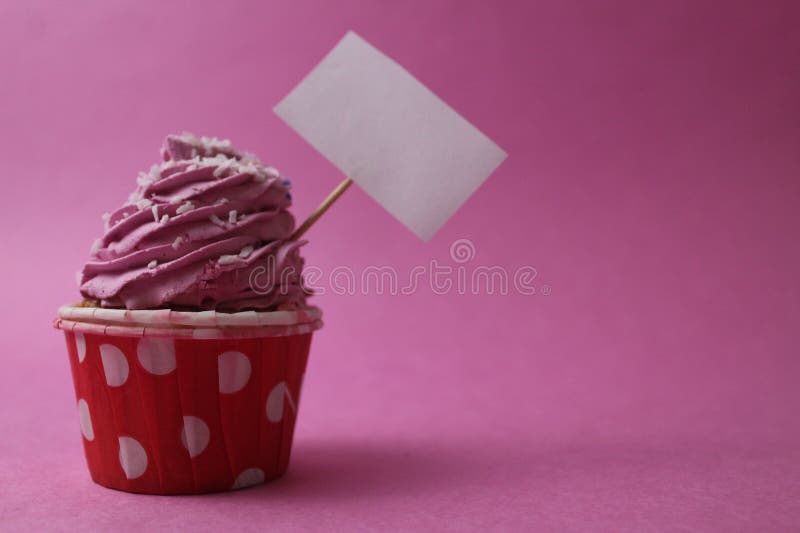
[290,177,353,240]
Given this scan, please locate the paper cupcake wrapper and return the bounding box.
[54,305,322,494]
[55,304,323,339]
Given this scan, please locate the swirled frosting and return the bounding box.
[79,133,308,311]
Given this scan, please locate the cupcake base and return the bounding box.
[55,305,321,494]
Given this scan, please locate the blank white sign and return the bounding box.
[274,31,507,241]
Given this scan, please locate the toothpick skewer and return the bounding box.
[290,177,353,240]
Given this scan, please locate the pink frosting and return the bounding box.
[80,133,308,311]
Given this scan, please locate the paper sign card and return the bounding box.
[274,31,507,241]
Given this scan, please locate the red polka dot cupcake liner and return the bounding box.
[54,304,323,494]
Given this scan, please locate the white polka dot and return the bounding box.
[218,351,251,393]
[180,416,210,458]
[118,436,147,479]
[266,382,294,423]
[100,344,129,387]
[77,399,94,441]
[137,337,176,375]
[231,468,265,490]
[75,332,86,363]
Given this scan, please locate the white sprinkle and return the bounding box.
[136,198,153,210]
[218,254,239,266]
[147,260,158,269]
[101,212,111,231]
[172,236,184,249]
[196,135,232,151]
[149,164,161,180]
[209,214,225,227]
[264,167,280,178]
[213,161,230,178]
[228,210,237,224]
[160,214,170,224]
[90,238,102,255]
[215,197,229,205]
[191,148,198,158]
[186,164,197,172]
[151,205,159,222]
[136,172,152,186]
[241,162,258,176]
[176,201,195,215]
[239,245,254,259]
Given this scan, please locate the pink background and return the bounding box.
[2,0,799,530]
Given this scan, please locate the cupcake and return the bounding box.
[54,133,322,494]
